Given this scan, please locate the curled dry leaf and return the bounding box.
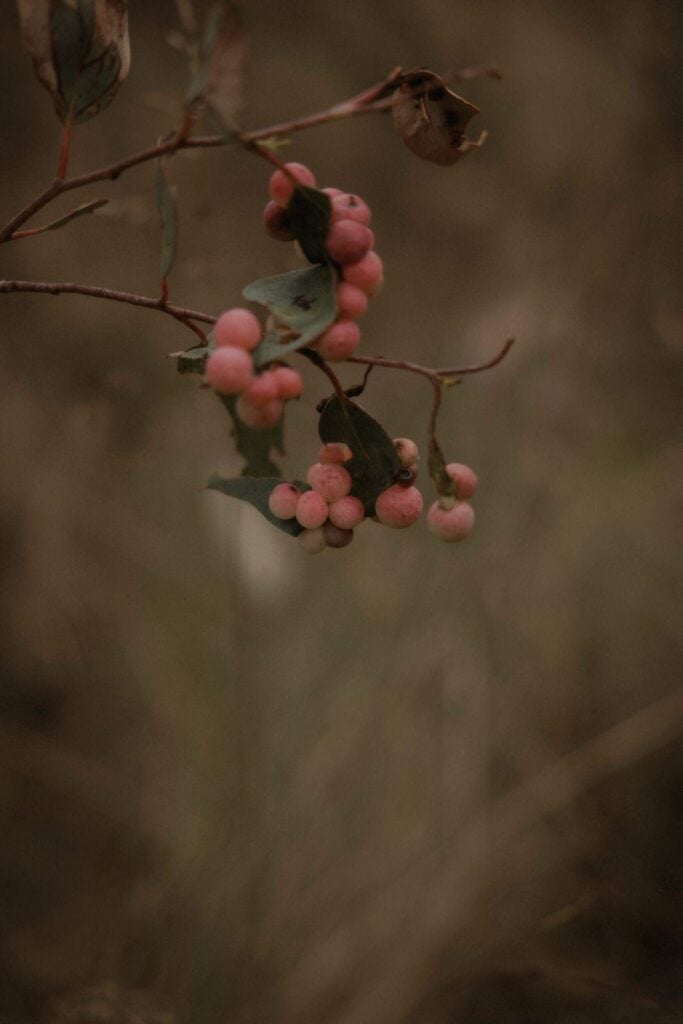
[391,68,485,165]
[16,0,131,124]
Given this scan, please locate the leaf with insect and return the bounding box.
[244,263,337,367]
[391,68,485,165]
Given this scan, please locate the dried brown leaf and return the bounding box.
[391,68,485,166]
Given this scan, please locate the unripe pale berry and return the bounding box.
[235,395,283,430]
[323,522,354,549]
[205,346,254,395]
[268,482,300,520]
[306,462,352,502]
[242,370,280,407]
[444,462,479,500]
[263,200,296,241]
[328,495,365,529]
[214,308,262,351]
[336,282,368,318]
[273,366,303,400]
[331,193,372,225]
[298,527,327,554]
[316,319,361,362]
[295,489,329,529]
[269,162,317,207]
[375,484,424,528]
[342,251,384,295]
[319,442,353,464]
[427,500,475,542]
[326,220,374,265]
[393,437,419,468]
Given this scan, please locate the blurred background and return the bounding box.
[1,1,682,1021]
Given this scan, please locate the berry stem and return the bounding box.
[299,348,347,402]
[347,337,515,381]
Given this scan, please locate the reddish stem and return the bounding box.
[56,118,73,180]
[0,280,215,339]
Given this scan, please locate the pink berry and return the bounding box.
[336,282,369,318]
[306,462,352,502]
[323,522,354,549]
[325,220,373,265]
[242,370,280,408]
[328,495,364,530]
[342,251,384,295]
[273,366,303,400]
[204,346,254,395]
[445,463,479,500]
[235,395,283,430]
[268,482,300,520]
[427,500,475,541]
[331,193,372,225]
[268,162,317,208]
[319,442,353,464]
[393,437,419,469]
[298,527,327,554]
[375,484,423,528]
[316,319,361,362]
[322,187,344,198]
[263,200,295,241]
[295,490,329,529]
[214,308,262,351]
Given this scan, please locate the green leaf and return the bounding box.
[17,0,131,125]
[156,158,179,279]
[287,186,332,264]
[185,1,246,133]
[170,342,209,374]
[219,394,285,478]
[318,396,400,514]
[206,474,307,536]
[15,198,108,237]
[244,263,337,367]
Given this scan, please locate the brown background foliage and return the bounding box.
[0,2,681,1022]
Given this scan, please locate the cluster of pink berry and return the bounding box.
[203,307,303,429]
[264,162,384,362]
[267,437,476,552]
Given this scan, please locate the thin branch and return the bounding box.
[10,199,109,240]
[0,280,215,337]
[0,62,499,243]
[347,338,514,383]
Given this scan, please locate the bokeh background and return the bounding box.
[1,1,682,1021]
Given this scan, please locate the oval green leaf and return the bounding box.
[318,396,400,514]
[244,263,337,367]
[18,0,131,125]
